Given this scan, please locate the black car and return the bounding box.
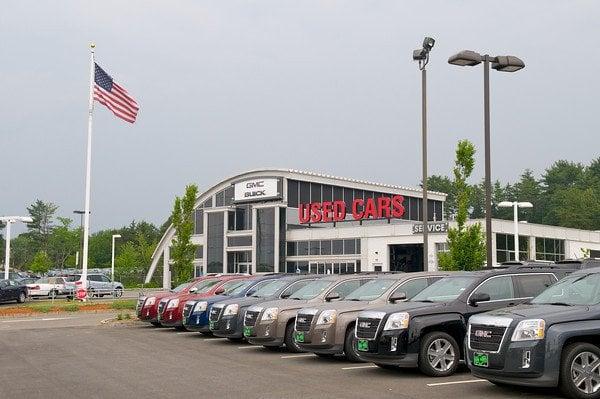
[467,267,600,399]
[208,274,323,340]
[354,265,574,377]
[0,279,28,304]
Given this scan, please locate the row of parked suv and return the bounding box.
[136,259,600,399]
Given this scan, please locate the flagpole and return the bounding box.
[81,43,95,299]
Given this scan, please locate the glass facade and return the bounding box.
[228,205,252,231]
[256,208,275,272]
[536,237,565,262]
[227,236,252,247]
[206,212,224,273]
[496,233,529,263]
[287,238,361,256]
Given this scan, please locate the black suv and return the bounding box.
[354,266,573,377]
[467,267,600,399]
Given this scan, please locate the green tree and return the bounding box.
[548,187,600,230]
[438,140,487,271]
[29,251,52,274]
[170,184,198,286]
[26,200,59,250]
[427,175,455,219]
[48,217,79,269]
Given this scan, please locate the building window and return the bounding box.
[287,242,297,257]
[343,239,356,255]
[227,236,252,247]
[215,190,224,207]
[320,240,332,255]
[195,246,204,259]
[228,205,252,231]
[203,198,213,208]
[224,186,234,206]
[435,242,449,254]
[536,237,565,262]
[332,239,344,255]
[496,233,529,263]
[309,240,320,256]
[310,183,321,203]
[297,241,309,256]
[206,212,224,273]
[286,239,361,256]
[299,181,310,204]
[194,208,204,235]
[256,208,275,272]
[287,180,299,208]
[322,185,333,202]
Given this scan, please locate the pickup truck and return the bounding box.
[354,265,573,377]
[467,267,600,399]
[294,272,448,361]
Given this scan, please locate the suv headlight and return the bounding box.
[223,304,239,316]
[511,319,545,341]
[145,297,156,307]
[261,307,279,321]
[383,312,409,331]
[167,298,179,309]
[194,301,208,313]
[316,310,337,325]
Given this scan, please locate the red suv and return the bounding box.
[139,275,220,326]
[158,274,251,329]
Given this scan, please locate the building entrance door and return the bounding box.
[389,244,423,272]
[227,251,252,274]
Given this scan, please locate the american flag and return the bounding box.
[93,63,139,123]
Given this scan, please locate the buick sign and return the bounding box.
[234,178,280,202]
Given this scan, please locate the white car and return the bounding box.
[27,277,68,297]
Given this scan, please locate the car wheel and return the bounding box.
[284,322,304,353]
[88,288,96,298]
[344,326,362,363]
[374,363,399,370]
[418,331,460,377]
[48,290,57,299]
[17,292,26,303]
[114,288,123,298]
[560,342,600,399]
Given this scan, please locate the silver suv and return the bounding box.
[65,273,124,298]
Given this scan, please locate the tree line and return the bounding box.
[428,158,600,231]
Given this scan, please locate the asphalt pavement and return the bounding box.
[0,315,563,399]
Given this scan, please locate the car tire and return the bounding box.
[114,288,123,298]
[559,342,600,399]
[418,331,460,377]
[284,321,304,353]
[344,326,362,362]
[48,290,57,299]
[88,288,96,298]
[17,292,26,304]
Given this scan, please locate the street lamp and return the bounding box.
[0,216,34,279]
[448,49,525,267]
[111,234,122,284]
[413,36,435,271]
[497,201,533,261]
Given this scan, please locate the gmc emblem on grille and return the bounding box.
[358,321,371,329]
[298,317,306,323]
[474,330,492,338]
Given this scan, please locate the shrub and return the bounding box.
[63,304,80,312]
[110,299,136,310]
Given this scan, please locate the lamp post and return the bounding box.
[413,36,435,271]
[73,210,88,267]
[448,50,525,267]
[111,234,121,283]
[498,201,533,261]
[0,216,34,279]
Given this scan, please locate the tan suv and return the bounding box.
[294,272,448,361]
[243,274,376,352]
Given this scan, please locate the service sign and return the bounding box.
[234,178,280,202]
[299,195,405,224]
[412,222,448,234]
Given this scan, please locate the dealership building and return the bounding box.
[146,169,600,288]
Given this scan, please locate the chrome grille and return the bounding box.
[209,305,224,322]
[182,303,194,319]
[295,314,314,332]
[469,324,507,352]
[244,310,260,327]
[356,317,381,339]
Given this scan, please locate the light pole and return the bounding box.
[111,234,121,283]
[448,50,525,267]
[498,201,533,261]
[73,210,88,268]
[413,36,435,271]
[0,216,33,279]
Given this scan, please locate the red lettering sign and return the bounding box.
[298,195,405,224]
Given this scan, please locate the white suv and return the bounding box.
[65,273,124,298]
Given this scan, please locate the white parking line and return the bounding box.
[176,332,195,335]
[341,365,379,370]
[426,379,486,387]
[0,317,75,323]
[237,346,260,349]
[280,354,315,359]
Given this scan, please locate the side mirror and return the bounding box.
[280,292,291,299]
[469,293,491,307]
[389,292,407,303]
[325,292,340,302]
[214,287,225,295]
[246,289,256,297]
[189,287,198,294]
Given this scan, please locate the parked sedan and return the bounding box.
[64,273,124,298]
[0,280,28,304]
[27,277,68,298]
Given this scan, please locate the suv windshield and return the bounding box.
[289,280,331,300]
[194,279,221,294]
[344,279,396,301]
[252,280,288,297]
[532,273,600,306]
[224,280,252,296]
[172,282,193,293]
[411,276,477,302]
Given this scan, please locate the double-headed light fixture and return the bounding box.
[448,49,525,267]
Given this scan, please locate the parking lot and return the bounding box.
[0,314,562,399]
